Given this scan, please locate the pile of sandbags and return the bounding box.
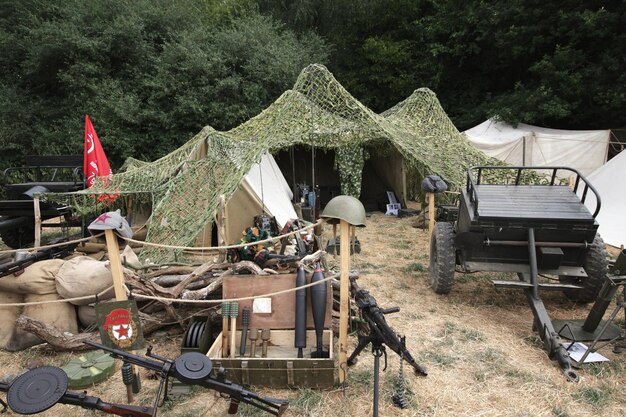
[0,251,132,351]
[0,260,78,351]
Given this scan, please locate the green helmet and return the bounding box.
[320,195,366,227]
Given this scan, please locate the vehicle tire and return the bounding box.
[0,216,35,249]
[429,222,456,294]
[559,234,608,303]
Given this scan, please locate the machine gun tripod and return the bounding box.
[347,278,427,416]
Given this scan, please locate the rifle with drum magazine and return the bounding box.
[347,278,427,416]
[0,242,76,278]
[84,340,288,416]
[0,368,153,416]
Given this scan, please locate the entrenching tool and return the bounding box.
[240,307,250,357]
[310,263,329,358]
[294,265,307,358]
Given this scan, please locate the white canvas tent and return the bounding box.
[464,119,610,177]
[579,150,626,248]
[196,153,297,246]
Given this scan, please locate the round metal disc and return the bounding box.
[8,366,68,414]
[174,352,212,383]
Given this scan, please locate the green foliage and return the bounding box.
[259,0,626,130]
[0,0,329,169]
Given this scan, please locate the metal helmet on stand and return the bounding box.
[320,195,366,227]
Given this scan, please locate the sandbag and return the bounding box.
[121,245,141,269]
[0,259,64,295]
[0,292,23,349]
[77,299,116,328]
[6,293,78,351]
[55,256,115,305]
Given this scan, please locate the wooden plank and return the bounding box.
[105,229,127,301]
[33,197,41,248]
[222,274,331,330]
[338,220,350,384]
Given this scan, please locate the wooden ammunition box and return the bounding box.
[207,274,335,388]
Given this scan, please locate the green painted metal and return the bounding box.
[62,351,115,389]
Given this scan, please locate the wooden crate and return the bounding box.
[207,329,334,388]
[207,273,335,388]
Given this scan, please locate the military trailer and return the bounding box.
[429,166,608,381]
[0,155,85,248]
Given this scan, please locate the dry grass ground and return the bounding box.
[1,207,625,417]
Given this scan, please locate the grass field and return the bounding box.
[1,208,625,417]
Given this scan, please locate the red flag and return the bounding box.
[84,114,113,187]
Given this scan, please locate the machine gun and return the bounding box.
[347,278,427,416]
[0,242,76,278]
[84,340,288,416]
[0,367,153,416]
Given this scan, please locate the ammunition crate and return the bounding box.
[207,329,334,388]
[207,274,335,388]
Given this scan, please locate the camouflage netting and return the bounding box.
[45,64,508,263]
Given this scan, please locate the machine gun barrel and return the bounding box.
[0,243,76,278]
[83,340,168,373]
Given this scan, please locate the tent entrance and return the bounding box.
[274,146,406,212]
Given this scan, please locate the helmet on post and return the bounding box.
[88,210,133,239]
[320,195,366,227]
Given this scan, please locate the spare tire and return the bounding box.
[559,234,608,303]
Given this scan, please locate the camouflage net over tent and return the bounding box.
[46,64,507,263]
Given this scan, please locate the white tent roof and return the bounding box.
[244,152,296,228]
[464,119,610,177]
[580,150,626,248]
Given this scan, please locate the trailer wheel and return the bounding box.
[429,222,456,294]
[0,216,35,249]
[559,234,608,303]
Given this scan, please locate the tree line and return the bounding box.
[0,0,623,169]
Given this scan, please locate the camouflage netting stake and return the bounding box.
[43,64,533,263]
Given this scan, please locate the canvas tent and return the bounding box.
[464,119,610,177]
[577,150,626,248]
[51,64,505,263]
[196,153,298,247]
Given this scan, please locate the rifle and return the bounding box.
[0,370,153,417]
[347,278,427,416]
[84,340,288,416]
[0,242,76,278]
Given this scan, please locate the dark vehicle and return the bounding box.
[429,166,608,381]
[0,155,85,248]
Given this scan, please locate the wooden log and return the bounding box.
[15,315,98,351]
[144,266,197,279]
[181,276,224,300]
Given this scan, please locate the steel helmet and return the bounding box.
[88,210,133,239]
[320,195,366,227]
